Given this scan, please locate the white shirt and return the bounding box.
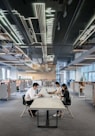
[56,86,62,94]
[25,87,38,101]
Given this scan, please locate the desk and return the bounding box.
[30,97,66,128]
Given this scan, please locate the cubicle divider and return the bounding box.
[0,80,18,100]
[84,83,93,100]
[70,81,95,105]
[16,79,32,92]
[10,82,16,94]
[73,82,80,95]
[0,84,8,100]
[0,79,32,100]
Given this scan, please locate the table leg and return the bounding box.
[37,110,58,128]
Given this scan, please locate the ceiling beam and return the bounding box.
[2,0,30,44]
[68,45,95,66]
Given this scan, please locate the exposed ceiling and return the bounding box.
[0,0,95,72]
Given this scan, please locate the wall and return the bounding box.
[18,72,56,81]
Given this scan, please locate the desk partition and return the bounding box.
[10,82,16,94]
[0,84,8,99]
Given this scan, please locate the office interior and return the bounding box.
[0,0,95,136]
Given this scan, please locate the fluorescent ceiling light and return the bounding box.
[25,70,36,72]
[74,14,95,47]
[73,49,87,52]
[0,60,19,62]
[46,14,54,17]
[45,8,55,14]
[85,57,95,59]
[46,18,55,44]
[11,64,25,65]
[20,46,28,48]
[0,53,6,55]
[57,22,60,30]
[45,7,55,44]
[0,10,24,45]
[63,8,67,18]
[75,63,90,65]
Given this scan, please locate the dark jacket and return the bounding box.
[62,89,71,105]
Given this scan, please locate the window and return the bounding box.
[2,68,5,80]
[7,69,10,79]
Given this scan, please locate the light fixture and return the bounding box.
[57,22,60,30]
[25,70,36,72]
[84,57,95,59]
[45,8,55,14]
[63,7,67,18]
[0,9,24,45]
[79,25,95,44]
[73,49,88,52]
[0,53,6,55]
[46,14,54,17]
[0,60,19,62]
[20,46,28,48]
[46,18,55,43]
[11,63,25,66]
[73,14,95,47]
[75,63,90,65]
[68,0,73,5]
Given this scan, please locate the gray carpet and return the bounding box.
[0,92,95,136]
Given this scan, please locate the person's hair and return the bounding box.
[62,83,67,90]
[55,82,60,85]
[33,83,39,87]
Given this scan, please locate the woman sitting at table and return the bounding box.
[52,83,71,117]
[61,84,71,105]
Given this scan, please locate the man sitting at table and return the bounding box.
[25,82,43,117]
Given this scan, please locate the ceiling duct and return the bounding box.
[33,3,47,63]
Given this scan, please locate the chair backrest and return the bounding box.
[22,94,26,105]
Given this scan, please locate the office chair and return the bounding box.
[61,97,73,118]
[20,94,33,117]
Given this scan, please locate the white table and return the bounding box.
[30,97,66,128]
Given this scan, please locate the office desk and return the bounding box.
[30,97,66,128]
